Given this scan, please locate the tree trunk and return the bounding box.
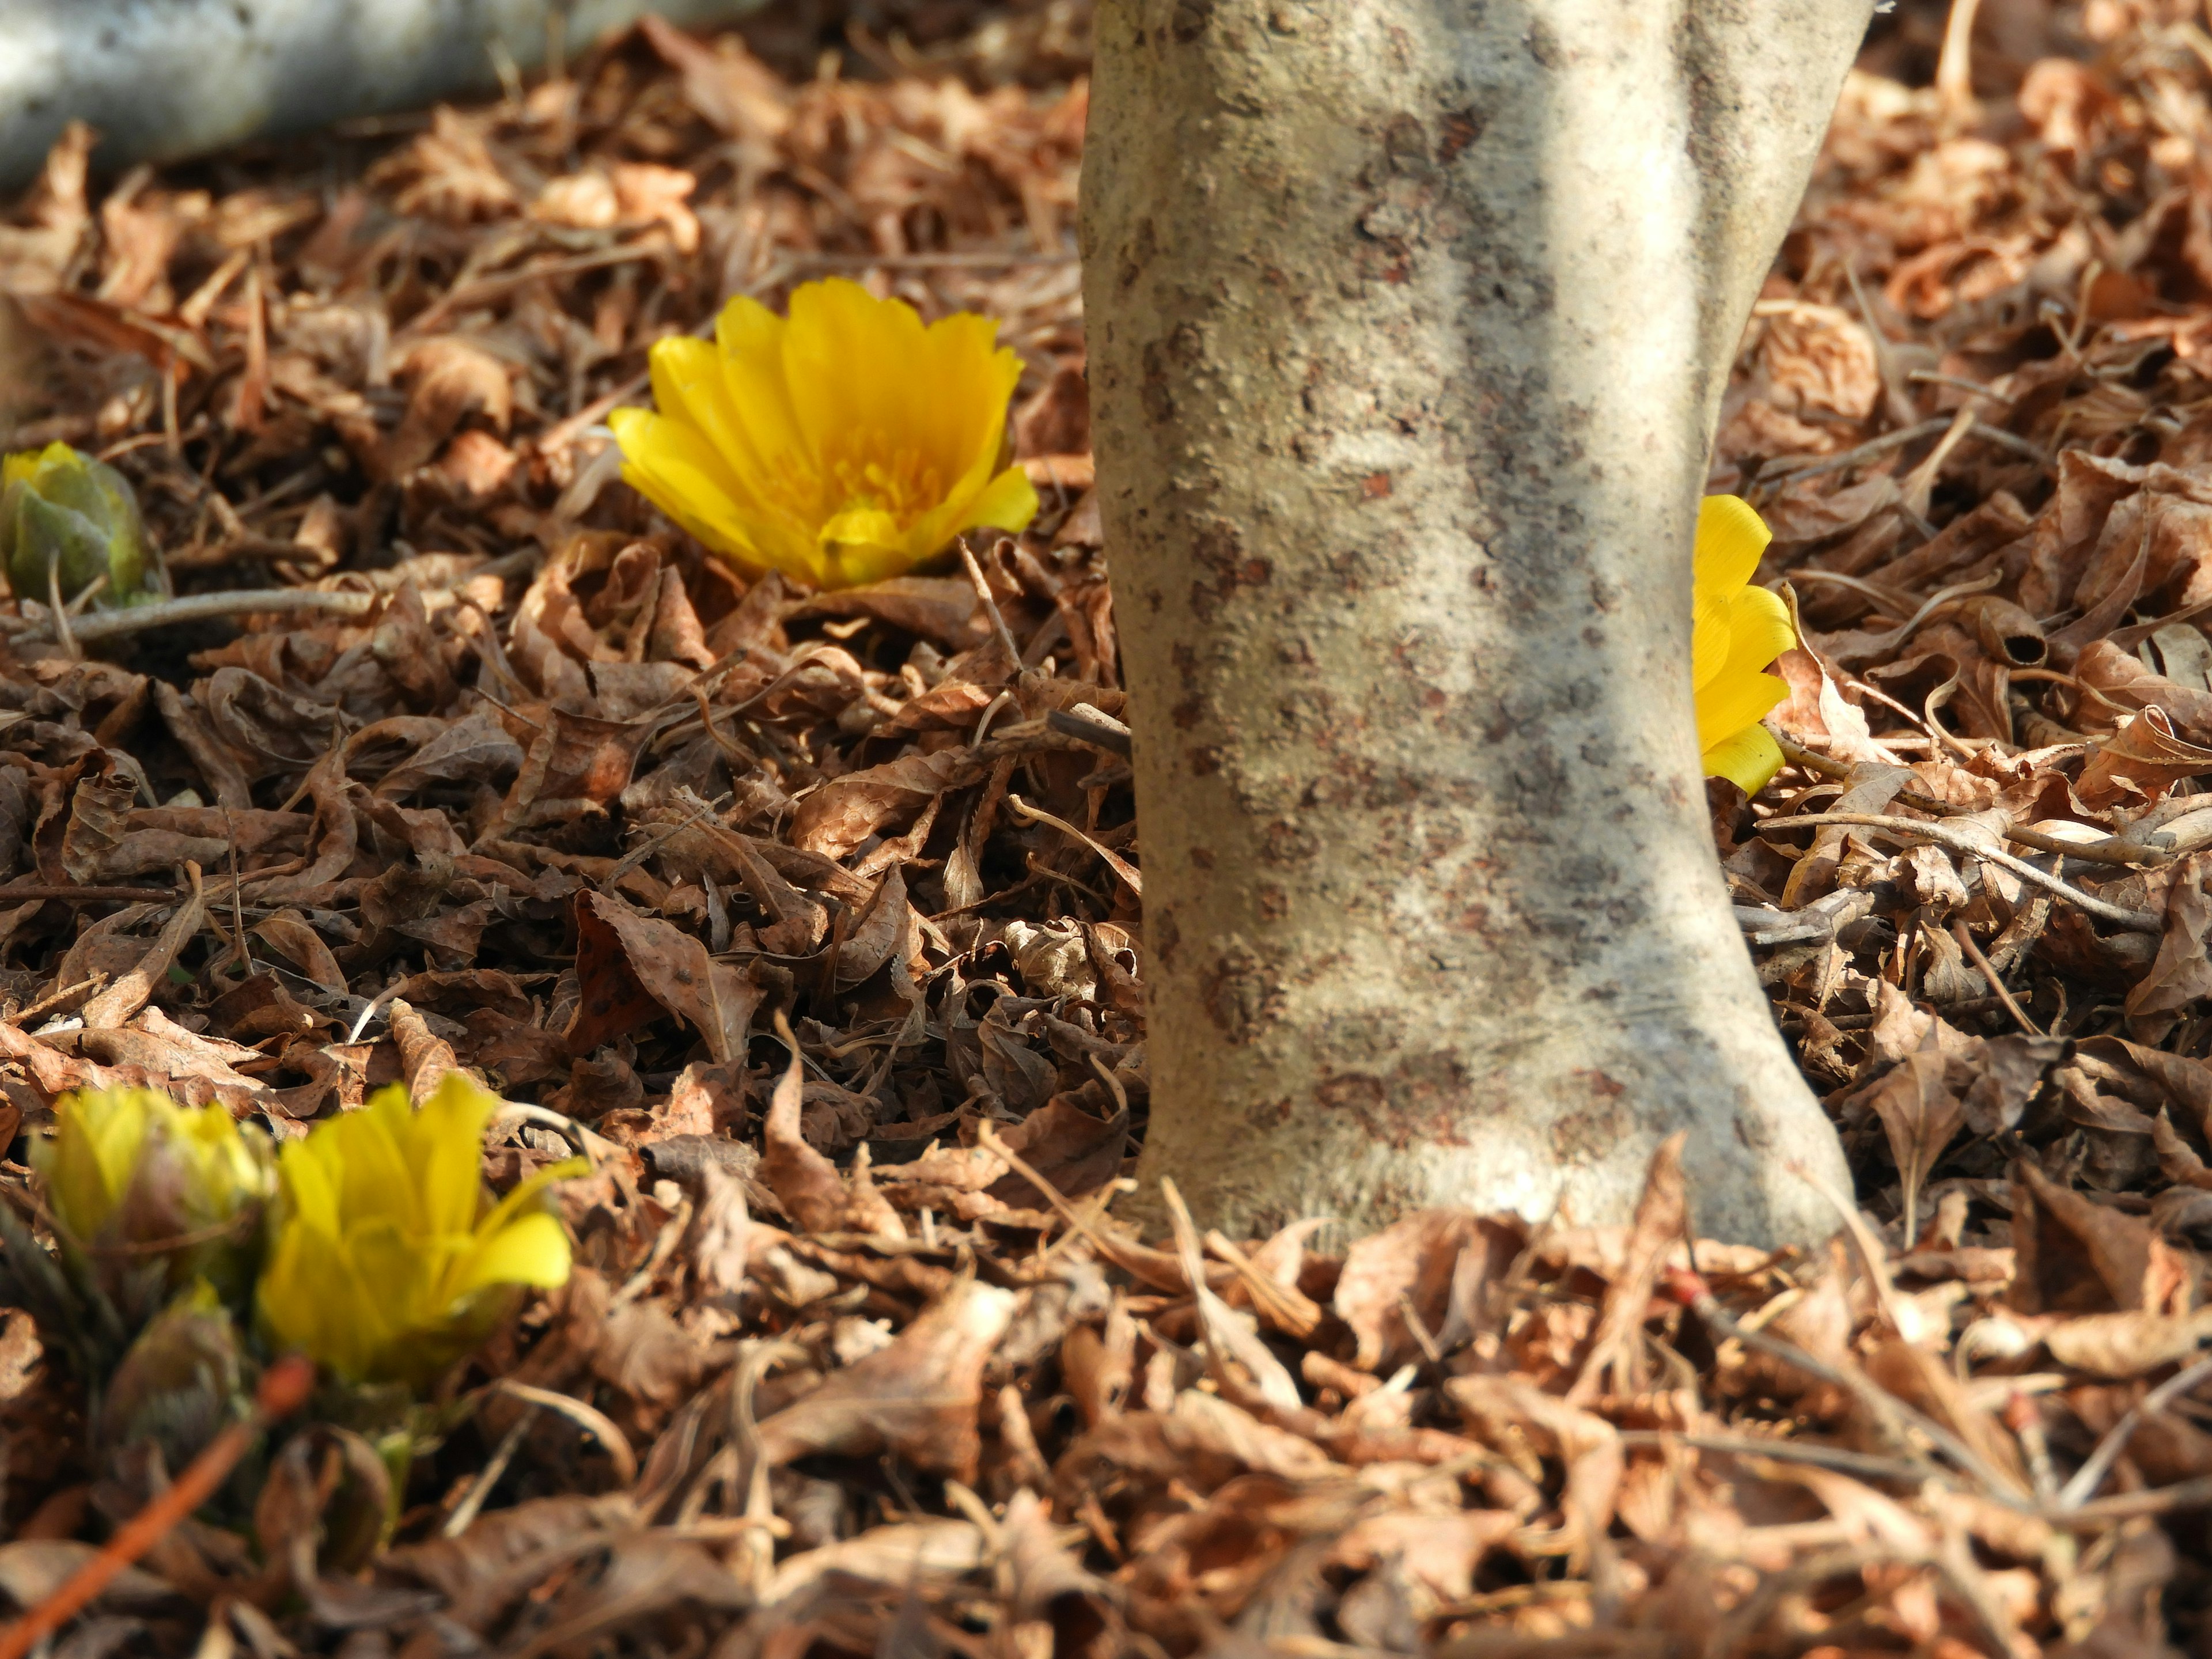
[0,0,766,192]
[1083,0,1870,1247]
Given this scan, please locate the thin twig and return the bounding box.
[1663,1270,2039,1514]
[1005,793,1142,897]
[1618,1429,1944,1486]
[2058,1351,2212,1509]
[493,1380,637,1486]
[791,249,1078,271]
[46,559,77,661]
[1772,732,2153,867]
[1950,920,2044,1036]
[956,537,1022,669]
[445,1407,535,1537]
[1760,416,2044,486]
[1757,812,2164,932]
[0,1357,313,1659]
[1970,421,2049,465]
[1907,371,2013,406]
[533,369,650,454]
[1046,704,1134,757]
[2060,1472,2212,1525]
[0,884,180,903]
[1762,417,1952,484]
[32,588,379,646]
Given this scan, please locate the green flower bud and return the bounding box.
[0,442,147,605]
[100,1281,249,1472]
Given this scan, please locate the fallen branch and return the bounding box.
[24,589,379,646]
[1773,733,2157,868]
[1757,811,2164,933]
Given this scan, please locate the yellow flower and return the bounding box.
[33,1087,270,1266]
[609,278,1038,590]
[256,1074,582,1387]
[1694,494,1796,796]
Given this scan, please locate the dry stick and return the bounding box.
[956,537,1023,668]
[1758,812,2164,932]
[32,589,380,646]
[0,884,179,903]
[533,369,650,454]
[1762,416,1952,484]
[1970,420,2050,464]
[0,1355,314,1659]
[1772,732,2149,867]
[8,972,107,1027]
[44,558,77,661]
[2058,1350,2212,1510]
[1661,1270,2039,1515]
[1950,919,2045,1036]
[973,1119,1191,1295]
[1046,704,1134,757]
[1908,370,2013,406]
[1762,416,2044,488]
[1616,1429,1942,1486]
[493,1379,637,1486]
[789,249,1080,271]
[2061,1472,2212,1525]
[444,1407,535,1539]
[1005,793,1142,898]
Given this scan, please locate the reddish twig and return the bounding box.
[0,1356,314,1659]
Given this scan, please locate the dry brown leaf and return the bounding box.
[754,1278,1016,1477]
[1334,1209,1479,1372]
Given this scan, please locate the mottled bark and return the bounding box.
[1084,0,1870,1245]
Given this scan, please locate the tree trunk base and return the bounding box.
[1085,0,1872,1249]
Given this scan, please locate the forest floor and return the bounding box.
[6,0,2212,1654]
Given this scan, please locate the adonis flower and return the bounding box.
[1693,494,1796,796]
[609,278,1037,590]
[257,1074,581,1387]
[33,1087,271,1296]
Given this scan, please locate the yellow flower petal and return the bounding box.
[1703,723,1786,796]
[1725,582,1795,662]
[611,408,780,573]
[612,278,1037,592]
[450,1211,575,1296]
[32,1088,271,1298]
[1688,495,1796,786]
[1697,666,1790,755]
[256,1074,577,1387]
[1694,494,1772,599]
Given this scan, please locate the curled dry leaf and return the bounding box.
[753,1277,1016,1478]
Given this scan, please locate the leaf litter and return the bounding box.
[10,0,2212,1653]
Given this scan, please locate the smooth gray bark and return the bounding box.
[0,0,765,192]
[1084,0,1871,1246]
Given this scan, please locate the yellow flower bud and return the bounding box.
[610,278,1038,591]
[256,1073,582,1388]
[0,441,148,605]
[31,1088,273,1298]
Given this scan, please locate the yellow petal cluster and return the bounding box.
[33,1086,270,1261]
[610,278,1038,590]
[256,1074,582,1386]
[1693,495,1796,796]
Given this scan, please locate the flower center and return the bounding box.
[772,435,944,540]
